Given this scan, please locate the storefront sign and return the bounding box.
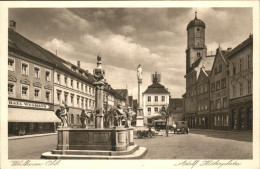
[9,100,50,109]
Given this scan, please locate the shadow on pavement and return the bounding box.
[190,129,252,142]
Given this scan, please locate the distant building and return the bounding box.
[52,59,96,127]
[184,12,215,128]
[209,48,231,130]
[8,23,59,136]
[142,72,170,125]
[196,68,211,129]
[228,35,253,131]
[114,89,129,107]
[169,98,184,125]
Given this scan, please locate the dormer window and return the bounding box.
[8,58,15,71]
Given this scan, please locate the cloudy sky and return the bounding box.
[9,8,252,99]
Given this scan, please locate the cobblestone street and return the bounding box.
[134,129,252,159]
[9,129,252,159]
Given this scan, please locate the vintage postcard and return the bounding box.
[0,1,259,169]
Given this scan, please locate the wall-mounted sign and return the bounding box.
[9,100,50,109]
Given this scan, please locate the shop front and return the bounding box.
[210,109,229,131]
[197,113,210,129]
[186,114,196,128]
[230,96,252,131]
[8,99,60,136]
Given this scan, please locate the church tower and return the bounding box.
[186,12,207,74]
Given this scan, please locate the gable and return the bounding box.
[210,48,228,77]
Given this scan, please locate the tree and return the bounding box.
[158,105,173,137]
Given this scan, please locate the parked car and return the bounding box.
[173,121,189,134]
[154,120,166,131]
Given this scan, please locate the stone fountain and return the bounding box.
[41,56,147,159]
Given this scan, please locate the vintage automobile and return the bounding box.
[172,121,189,134]
[153,120,166,131]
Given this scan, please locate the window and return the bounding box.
[8,58,15,71]
[93,88,95,95]
[210,101,214,110]
[223,116,228,126]
[232,62,236,75]
[148,108,151,115]
[77,115,80,124]
[71,94,74,106]
[81,84,84,91]
[34,88,40,100]
[239,58,242,72]
[216,80,220,91]
[21,85,29,99]
[34,67,40,78]
[64,93,68,104]
[57,91,61,104]
[214,67,218,75]
[8,83,14,96]
[46,91,50,102]
[21,62,28,75]
[223,97,227,108]
[77,96,80,107]
[71,79,73,88]
[77,82,79,90]
[64,77,67,86]
[45,71,51,81]
[247,55,250,69]
[221,78,226,89]
[81,98,84,108]
[89,100,91,108]
[155,96,158,102]
[216,99,221,109]
[248,80,252,95]
[85,99,88,109]
[219,65,222,73]
[148,96,151,102]
[240,83,243,97]
[85,85,88,93]
[71,114,74,125]
[211,82,215,92]
[233,85,236,98]
[57,74,60,84]
[154,107,158,113]
[161,96,165,102]
[89,87,91,94]
[93,101,95,108]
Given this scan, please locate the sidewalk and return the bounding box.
[190,128,253,135]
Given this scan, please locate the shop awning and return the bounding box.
[9,108,60,122]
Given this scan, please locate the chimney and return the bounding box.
[227,47,232,52]
[77,61,80,68]
[9,20,16,31]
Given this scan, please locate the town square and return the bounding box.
[0,3,259,169]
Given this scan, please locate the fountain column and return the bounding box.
[136,65,144,127]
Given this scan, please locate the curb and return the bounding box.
[190,129,252,135]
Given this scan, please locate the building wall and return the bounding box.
[143,93,170,124]
[196,70,210,129]
[209,49,229,130]
[53,69,95,127]
[228,38,253,131]
[8,53,53,103]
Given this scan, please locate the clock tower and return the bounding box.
[186,12,207,74]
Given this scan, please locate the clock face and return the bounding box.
[197,28,200,31]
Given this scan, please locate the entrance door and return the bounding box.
[247,107,253,130]
[205,117,208,129]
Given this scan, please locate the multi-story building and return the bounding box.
[184,12,215,128]
[196,67,211,129]
[114,89,129,108]
[209,47,231,130]
[142,72,170,125]
[8,22,60,136]
[52,59,96,127]
[228,35,253,131]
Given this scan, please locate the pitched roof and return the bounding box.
[114,89,128,99]
[8,28,96,84]
[143,82,170,94]
[169,98,183,109]
[228,35,253,58]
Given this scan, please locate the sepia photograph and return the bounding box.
[0,1,259,169]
